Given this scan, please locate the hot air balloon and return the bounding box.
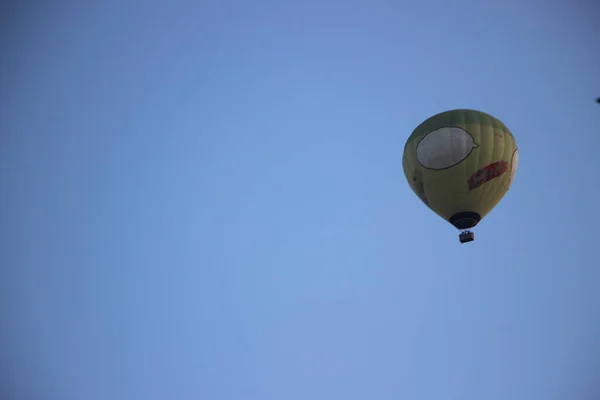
[402,109,519,243]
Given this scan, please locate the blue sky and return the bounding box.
[2,1,600,399]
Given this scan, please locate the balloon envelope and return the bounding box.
[402,109,518,230]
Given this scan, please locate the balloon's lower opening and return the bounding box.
[449,211,481,230]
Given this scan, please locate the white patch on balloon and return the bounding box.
[416,127,479,170]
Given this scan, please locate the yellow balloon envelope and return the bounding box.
[402,109,518,241]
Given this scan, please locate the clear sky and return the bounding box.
[2,1,600,399]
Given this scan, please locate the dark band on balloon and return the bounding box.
[468,161,508,191]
